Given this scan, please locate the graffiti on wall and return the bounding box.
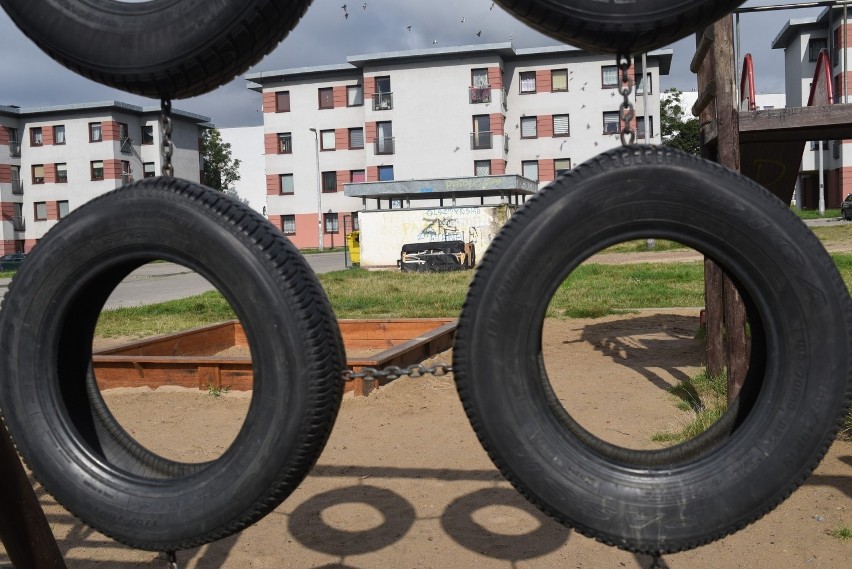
[414,206,508,251]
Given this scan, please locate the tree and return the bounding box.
[660,88,701,156]
[202,128,241,191]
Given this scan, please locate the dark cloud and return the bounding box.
[0,1,828,127]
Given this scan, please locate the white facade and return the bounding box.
[220,125,266,214]
[247,43,672,249]
[773,6,852,209]
[0,102,209,254]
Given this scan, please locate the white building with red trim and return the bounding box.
[772,5,852,209]
[247,43,672,250]
[0,102,209,254]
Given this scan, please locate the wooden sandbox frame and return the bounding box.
[92,318,456,397]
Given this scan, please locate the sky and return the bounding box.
[0,1,828,128]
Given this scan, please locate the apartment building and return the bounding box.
[773,5,852,209]
[247,43,671,250]
[0,101,210,254]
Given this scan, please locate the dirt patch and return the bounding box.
[5,309,850,568]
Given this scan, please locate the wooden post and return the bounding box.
[711,15,749,403]
[0,418,67,568]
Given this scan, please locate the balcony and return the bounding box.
[9,141,21,157]
[470,131,493,150]
[11,180,22,195]
[373,92,393,111]
[121,174,133,184]
[120,137,133,154]
[12,216,25,232]
[469,86,491,104]
[374,137,395,155]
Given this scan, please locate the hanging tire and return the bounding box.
[0,177,346,551]
[453,145,852,554]
[492,0,745,54]
[0,0,313,98]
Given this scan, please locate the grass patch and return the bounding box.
[811,225,852,244]
[795,207,841,219]
[206,383,230,397]
[95,291,234,338]
[652,368,728,445]
[829,525,852,541]
[831,253,852,293]
[599,240,687,254]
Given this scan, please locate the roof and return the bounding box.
[0,101,210,124]
[772,16,824,49]
[246,44,673,90]
[344,175,538,200]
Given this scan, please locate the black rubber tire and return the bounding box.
[492,0,746,54]
[0,0,313,98]
[0,177,345,551]
[453,145,852,554]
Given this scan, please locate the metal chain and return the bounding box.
[343,362,453,383]
[165,551,178,569]
[160,98,175,177]
[650,553,665,569]
[617,53,636,145]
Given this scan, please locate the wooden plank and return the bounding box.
[740,140,807,203]
[738,104,852,143]
[96,321,237,356]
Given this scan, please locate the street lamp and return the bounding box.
[309,128,324,252]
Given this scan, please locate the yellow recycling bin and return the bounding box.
[346,231,360,265]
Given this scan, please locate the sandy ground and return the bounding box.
[2,308,850,569]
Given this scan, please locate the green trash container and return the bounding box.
[346,231,360,265]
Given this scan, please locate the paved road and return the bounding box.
[0,252,348,310]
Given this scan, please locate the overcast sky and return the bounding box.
[0,1,826,128]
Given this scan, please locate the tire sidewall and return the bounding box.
[454,147,851,549]
[0,179,343,548]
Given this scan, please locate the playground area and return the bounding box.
[1,308,848,568]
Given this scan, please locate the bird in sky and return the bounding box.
[363,2,367,9]
[407,25,412,31]
[461,16,466,23]
[476,30,482,37]
[490,2,495,9]
[433,40,439,44]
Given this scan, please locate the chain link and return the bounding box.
[160,98,175,177]
[617,53,636,145]
[343,362,453,383]
[165,551,178,569]
[649,553,665,569]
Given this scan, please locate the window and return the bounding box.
[143,162,156,178]
[275,91,290,112]
[522,160,539,182]
[89,122,102,142]
[347,85,363,106]
[322,171,337,193]
[324,212,339,234]
[635,71,652,95]
[351,169,365,183]
[32,164,45,184]
[277,132,292,154]
[551,69,568,92]
[91,160,104,180]
[474,160,491,176]
[378,165,394,181]
[8,127,18,143]
[520,116,538,139]
[376,121,393,154]
[34,202,47,221]
[318,87,334,109]
[637,116,655,139]
[121,160,131,183]
[374,76,392,110]
[472,68,489,88]
[603,111,620,134]
[58,201,70,219]
[282,215,296,235]
[56,163,67,183]
[809,37,827,61]
[320,129,336,150]
[30,127,42,146]
[519,71,536,93]
[553,114,570,137]
[54,125,65,144]
[141,125,154,145]
[601,65,618,88]
[349,128,364,149]
[279,174,294,194]
[471,115,491,149]
[555,158,572,177]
